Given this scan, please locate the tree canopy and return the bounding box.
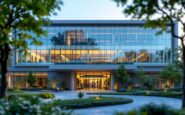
[159,64,182,83]
[114,0,185,108]
[0,0,62,99]
[0,0,62,52]
[115,64,130,88]
[136,69,155,89]
[114,0,184,40]
[136,68,148,84]
[26,70,36,87]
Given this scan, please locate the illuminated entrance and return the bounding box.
[76,71,111,90]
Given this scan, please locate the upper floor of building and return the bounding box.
[12,20,178,66]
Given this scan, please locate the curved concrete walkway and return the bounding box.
[38,91,181,115]
[73,95,181,115]
[51,91,182,115]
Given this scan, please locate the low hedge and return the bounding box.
[87,91,182,99]
[8,92,55,100]
[50,97,133,109]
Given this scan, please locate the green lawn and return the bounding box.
[7,90,133,109]
[50,96,133,109]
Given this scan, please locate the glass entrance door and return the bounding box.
[76,71,111,90]
[81,76,102,89]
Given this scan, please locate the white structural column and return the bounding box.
[48,50,51,62]
[71,71,75,91]
[111,72,114,91]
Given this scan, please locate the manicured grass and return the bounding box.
[50,96,133,109]
[87,90,182,99]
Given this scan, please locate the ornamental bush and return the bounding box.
[78,92,84,99]
[114,103,185,115]
[0,96,71,115]
[39,92,55,99]
[139,103,174,115]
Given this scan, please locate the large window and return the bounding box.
[8,72,48,88]
[16,25,172,64]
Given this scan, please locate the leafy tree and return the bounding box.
[136,69,155,89]
[26,70,36,88]
[136,69,148,86]
[144,77,156,90]
[115,64,130,90]
[114,0,185,108]
[159,64,182,88]
[0,0,62,99]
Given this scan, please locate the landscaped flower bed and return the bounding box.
[50,96,133,109]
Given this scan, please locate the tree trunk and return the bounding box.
[0,44,11,99]
[182,47,185,108]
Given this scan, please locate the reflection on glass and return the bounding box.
[17,26,172,64]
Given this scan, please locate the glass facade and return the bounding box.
[16,24,172,64]
[8,72,48,88]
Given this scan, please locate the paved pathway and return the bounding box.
[50,91,181,115]
[31,91,181,115]
[73,95,181,115]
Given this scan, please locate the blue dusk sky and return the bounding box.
[50,0,181,36]
[50,0,126,20]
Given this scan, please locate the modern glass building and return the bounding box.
[8,20,178,90]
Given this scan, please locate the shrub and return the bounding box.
[15,83,21,91]
[50,81,57,89]
[78,92,84,99]
[140,103,174,115]
[114,103,180,115]
[0,96,71,115]
[114,110,139,115]
[39,92,55,99]
[113,111,125,115]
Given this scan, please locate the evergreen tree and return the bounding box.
[159,64,182,87]
[27,71,36,88]
[115,64,130,89]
